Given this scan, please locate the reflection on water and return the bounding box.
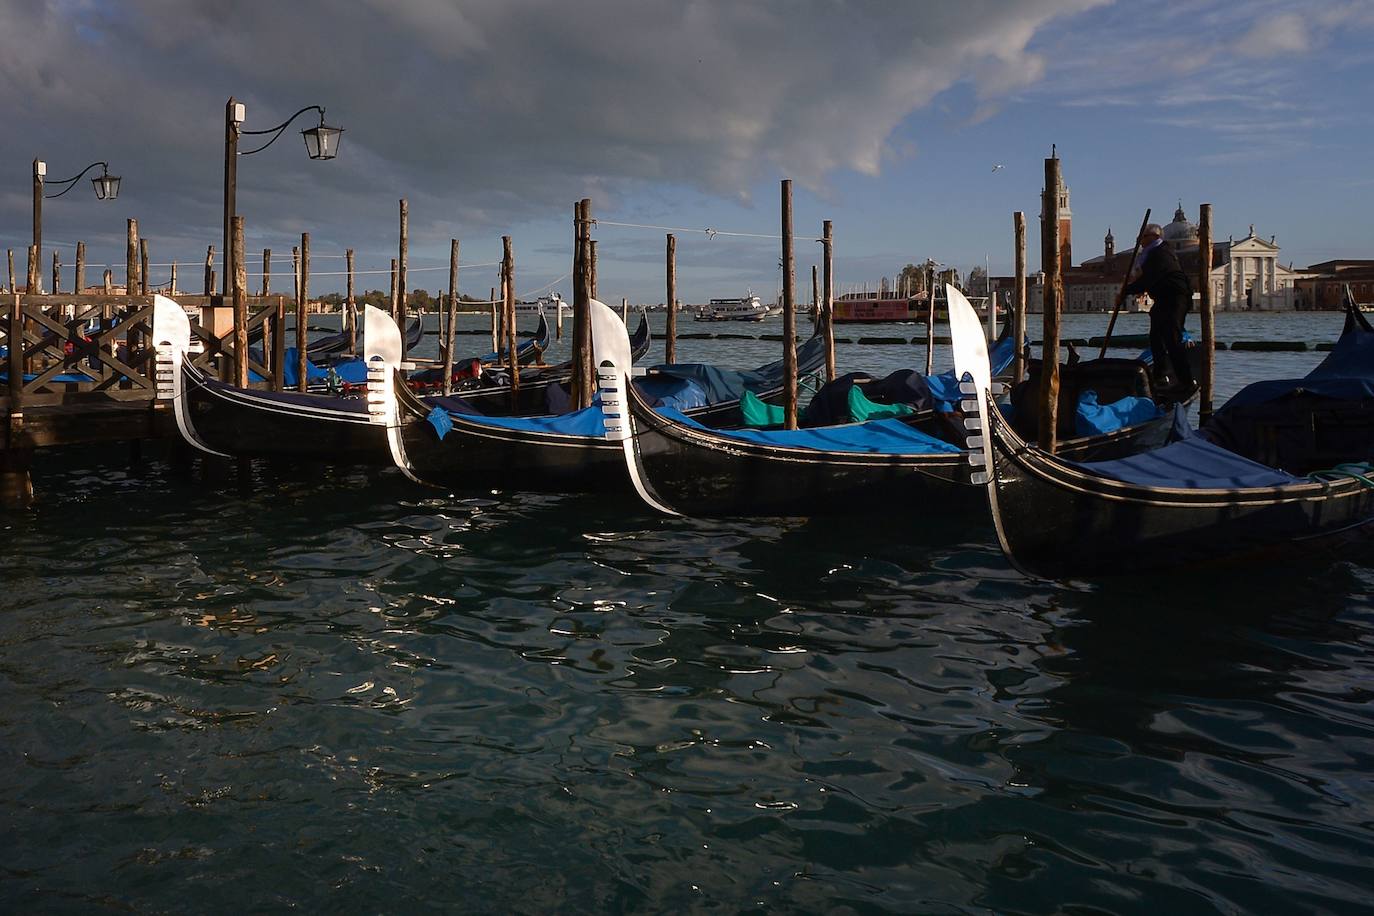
[2,448,1373,911]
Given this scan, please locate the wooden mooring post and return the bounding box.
[780,179,798,429]
[1199,203,1215,423]
[1013,211,1027,384]
[75,242,85,295]
[398,199,409,360]
[590,239,598,300]
[665,233,677,363]
[3,292,33,507]
[1039,153,1063,454]
[27,245,38,294]
[924,265,936,376]
[296,233,310,392]
[345,249,356,354]
[822,220,835,382]
[125,220,140,364]
[51,251,60,295]
[571,198,594,409]
[503,236,519,407]
[232,217,249,386]
[6,250,13,293]
[139,239,149,295]
[203,246,214,296]
[444,239,458,395]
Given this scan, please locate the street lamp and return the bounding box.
[222,97,343,294]
[32,158,121,291]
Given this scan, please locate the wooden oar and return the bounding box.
[1097,208,1151,359]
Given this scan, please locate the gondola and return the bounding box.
[952,287,1374,578]
[156,296,404,464]
[164,299,499,465]
[594,300,976,517]
[371,303,631,493]
[597,289,1184,519]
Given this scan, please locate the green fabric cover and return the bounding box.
[847,385,916,422]
[741,390,786,427]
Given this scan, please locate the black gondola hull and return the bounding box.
[394,386,629,493]
[182,364,388,465]
[986,407,1374,578]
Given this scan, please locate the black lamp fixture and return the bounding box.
[301,110,344,160]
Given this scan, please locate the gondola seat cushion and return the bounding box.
[741,390,785,427]
[1074,390,1160,437]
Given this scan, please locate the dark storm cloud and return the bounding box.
[1,0,1103,287]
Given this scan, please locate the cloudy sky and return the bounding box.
[2,0,1371,302]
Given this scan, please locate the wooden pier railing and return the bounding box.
[2,291,291,454]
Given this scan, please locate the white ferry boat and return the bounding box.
[694,293,768,322]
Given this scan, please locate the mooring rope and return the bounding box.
[1308,462,1374,490]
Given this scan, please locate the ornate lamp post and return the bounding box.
[222,98,343,294]
[32,159,120,290]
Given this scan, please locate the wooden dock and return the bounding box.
[2,291,296,505]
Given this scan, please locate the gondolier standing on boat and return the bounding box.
[1116,223,1195,400]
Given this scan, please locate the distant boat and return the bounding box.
[831,295,925,324]
[514,293,565,314]
[694,293,768,322]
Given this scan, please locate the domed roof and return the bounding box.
[1163,202,1198,245]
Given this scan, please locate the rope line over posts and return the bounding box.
[593,219,822,243]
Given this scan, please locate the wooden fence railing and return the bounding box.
[2,292,293,411]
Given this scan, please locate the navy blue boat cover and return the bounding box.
[644,334,827,404]
[1219,319,1374,410]
[1069,436,1299,489]
[659,408,962,455]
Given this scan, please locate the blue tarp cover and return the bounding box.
[1075,390,1161,437]
[645,334,826,403]
[658,408,962,455]
[925,330,1021,410]
[451,404,607,437]
[1070,436,1299,489]
[256,352,370,387]
[636,375,709,411]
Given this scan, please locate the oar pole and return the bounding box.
[1097,208,1151,359]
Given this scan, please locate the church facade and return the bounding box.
[1011,203,1307,313]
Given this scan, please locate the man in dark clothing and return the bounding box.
[1116,223,1195,400]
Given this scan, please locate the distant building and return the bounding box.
[1293,260,1374,309]
[997,204,1310,313]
